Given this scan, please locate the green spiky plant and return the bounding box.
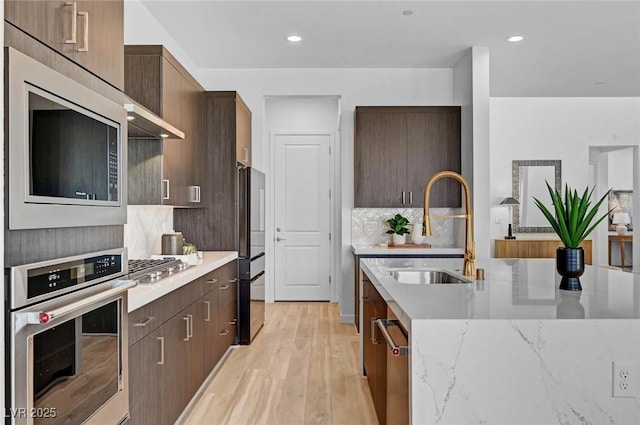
[385,214,410,236]
[533,182,612,249]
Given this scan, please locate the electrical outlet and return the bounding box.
[613,361,636,398]
[363,220,378,234]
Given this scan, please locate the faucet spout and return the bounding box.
[423,171,475,277]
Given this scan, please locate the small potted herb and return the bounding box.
[533,182,611,291]
[386,214,410,245]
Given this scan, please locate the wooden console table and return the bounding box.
[495,239,592,265]
[608,234,632,268]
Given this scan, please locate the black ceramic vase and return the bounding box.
[556,247,585,291]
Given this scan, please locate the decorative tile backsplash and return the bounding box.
[352,208,464,247]
[124,205,174,259]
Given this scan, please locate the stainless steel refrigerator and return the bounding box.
[238,167,266,344]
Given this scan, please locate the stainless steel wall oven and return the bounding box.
[5,249,134,425]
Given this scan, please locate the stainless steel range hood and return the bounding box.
[124,97,185,140]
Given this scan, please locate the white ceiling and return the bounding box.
[139,0,640,97]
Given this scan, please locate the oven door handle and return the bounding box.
[22,280,136,325]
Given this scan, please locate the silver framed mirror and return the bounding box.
[512,160,562,233]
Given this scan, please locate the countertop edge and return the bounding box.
[127,251,238,312]
[352,245,464,256]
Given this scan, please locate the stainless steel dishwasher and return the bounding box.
[376,308,409,425]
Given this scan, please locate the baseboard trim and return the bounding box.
[340,314,355,324]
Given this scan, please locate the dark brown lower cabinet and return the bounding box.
[127,261,238,425]
[363,274,410,425]
[363,276,388,425]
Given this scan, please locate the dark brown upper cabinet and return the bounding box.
[124,45,205,207]
[5,0,124,90]
[354,106,461,208]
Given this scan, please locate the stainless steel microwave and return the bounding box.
[6,47,127,230]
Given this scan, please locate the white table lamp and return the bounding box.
[612,212,631,236]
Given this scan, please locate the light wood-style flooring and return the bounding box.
[183,302,378,425]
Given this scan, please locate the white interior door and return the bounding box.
[273,132,332,300]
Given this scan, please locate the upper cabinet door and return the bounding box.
[73,0,124,90]
[405,108,461,208]
[354,106,462,209]
[236,96,252,167]
[354,108,407,208]
[6,0,124,90]
[6,1,76,58]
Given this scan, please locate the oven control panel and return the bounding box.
[7,248,128,310]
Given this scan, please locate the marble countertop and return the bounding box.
[352,245,464,256]
[128,251,238,312]
[360,257,640,330]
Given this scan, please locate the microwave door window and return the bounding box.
[29,92,118,203]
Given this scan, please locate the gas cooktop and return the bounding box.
[128,258,191,285]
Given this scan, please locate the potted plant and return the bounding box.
[386,214,410,245]
[533,182,612,291]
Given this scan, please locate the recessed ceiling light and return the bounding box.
[402,10,413,16]
[160,133,169,138]
[507,35,524,43]
[287,35,302,42]
[126,115,135,121]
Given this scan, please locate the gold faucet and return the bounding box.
[423,171,475,277]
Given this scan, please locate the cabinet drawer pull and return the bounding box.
[219,284,230,290]
[375,318,409,357]
[133,316,155,327]
[187,314,193,338]
[219,329,230,336]
[229,319,237,325]
[183,316,190,341]
[204,301,211,322]
[157,337,165,365]
[243,147,249,163]
[402,191,406,205]
[409,191,413,205]
[77,10,88,52]
[207,278,218,284]
[64,2,77,44]
[229,278,238,283]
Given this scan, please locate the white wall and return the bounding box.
[609,147,634,190]
[489,97,640,265]
[1,5,5,419]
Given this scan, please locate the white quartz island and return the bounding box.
[360,257,640,425]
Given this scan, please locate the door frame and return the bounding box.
[267,130,338,303]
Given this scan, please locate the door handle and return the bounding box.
[64,2,77,44]
[375,318,409,356]
[183,316,190,341]
[276,237,286,242]
[77,10,89,52]
[157,337,165,365]
[204,301,211,322]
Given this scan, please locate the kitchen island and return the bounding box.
[360,257,640,425]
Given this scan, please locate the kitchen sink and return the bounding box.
[387,269,471,284]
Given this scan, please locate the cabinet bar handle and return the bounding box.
[157,337,165,365]
[370,317,379,344]
[229,319,237,325]
[64,2,77,44]
[243,147,249,162]
[219,284,230,290]
[219,329,230,336]
[183,316,190,341]
[207,278,218,284]
[133,316,155,327]
[409,191,413,205]
[204,301,211,322]
[402,191,406,205]
[77,11,88,52]
[375,318,409,356]
[187,314,193,338]
[229,278,238,283]
[162,179,170,200]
